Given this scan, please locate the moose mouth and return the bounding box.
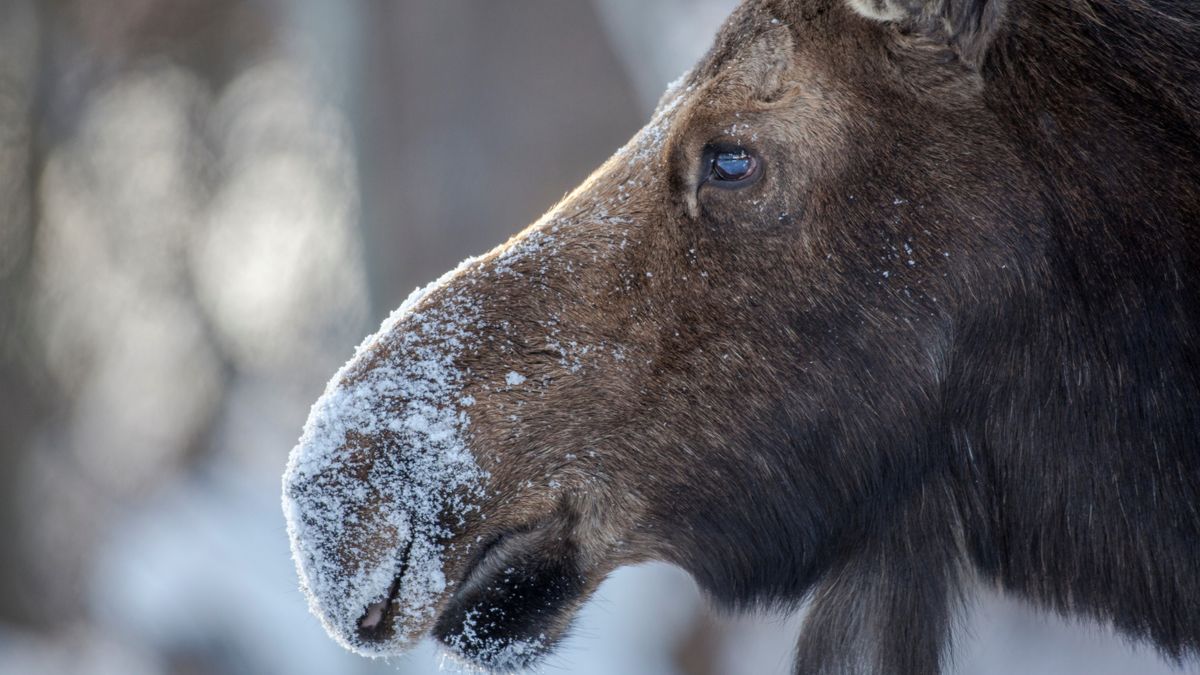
[354,530,503,643]
[355,524,586,670]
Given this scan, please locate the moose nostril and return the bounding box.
[356,540,412,642]
[357,571,405,642]
[359,599,388,633]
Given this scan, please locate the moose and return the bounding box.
[283,0,1200,672]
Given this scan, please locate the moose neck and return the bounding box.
[951,265,1200,661]
[803,4,1200,663]
[950,1,1200,658]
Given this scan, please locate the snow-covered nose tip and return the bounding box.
[284,262,489,656]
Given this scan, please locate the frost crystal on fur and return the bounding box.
[282,257,487,655]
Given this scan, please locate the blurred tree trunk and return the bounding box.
[0,0,277,632]
[0,0,46,628]
[592,0,740,113]
[356,0,643,315]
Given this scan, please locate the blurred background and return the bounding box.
[0,1,1194,674]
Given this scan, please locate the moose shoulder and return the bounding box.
[282,0,1200,673]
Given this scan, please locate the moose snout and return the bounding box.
[283,262,492,655]
[285,212,622,660]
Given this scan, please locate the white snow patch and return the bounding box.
[504,371,527,387]
[623,72,693,163]
[439,609,547,673]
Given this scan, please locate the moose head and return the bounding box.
[284,0,1200,672]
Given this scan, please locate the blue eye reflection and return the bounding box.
[711,150,758,183]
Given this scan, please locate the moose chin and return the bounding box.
[284,0,1200,673]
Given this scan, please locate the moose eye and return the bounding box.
[707,148,760,186]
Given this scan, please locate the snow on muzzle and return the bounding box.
[282,257,487,655]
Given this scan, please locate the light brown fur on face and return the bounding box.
[286,0,1200,672]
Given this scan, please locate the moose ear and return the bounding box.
[847,0,1007,66]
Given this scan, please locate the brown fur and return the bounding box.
[286,0,1200,672]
